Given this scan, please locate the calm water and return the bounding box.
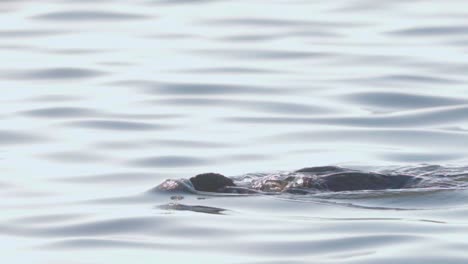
[2,0,468,263]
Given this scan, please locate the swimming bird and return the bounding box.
[155,166,422,194]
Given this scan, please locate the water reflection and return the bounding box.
[158,203,227,215]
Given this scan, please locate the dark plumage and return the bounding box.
[314,172,416,191]
[189,173,235,192]
[155,167,423,194]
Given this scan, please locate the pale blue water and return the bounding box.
[1,1,468,263]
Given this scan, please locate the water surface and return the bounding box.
[1,1,468,263]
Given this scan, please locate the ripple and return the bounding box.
[201,18,359,28]
[270,128,468,149]
[147,33,200,39]
[153,98,328,115]
[0,181,12,189]
[377,74,458,84]
[229,234,421,256]
[190,49,334,60]
[379,152,463,163]
[8,68,105,80]
[0,44,30,50]
[341,91,466,110]
[65,120,164,131]
[356,256,468,264]
[129,155,209,167]
[176,67,284,74]
[219,30,340,42]
[0,30,67,38]
[117,80,280,95]
[20,106,178,120]
[224,154,271,162]
[3,1,468,263]
[95,139,229,150]
[226,105,468,128]
[0,217,166,237]
[33,10,150,21]
[345,74,459,86]
[12,214,88,225]
[21,107,98,118]
[390,26,468,36]
[41,151,110,163]
[149,0,220,5]
[0,130,45,145]
[333,0,413,12]
[43,238,169,250]
[26,95,84,102]
[54,172,160,184]
[145,139,228,148]
[45,48,109,55]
